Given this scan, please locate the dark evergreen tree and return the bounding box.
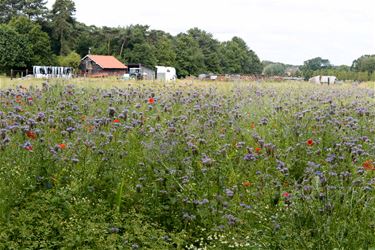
[23,0,48,21]
[0,0,25,23]
[51,0,76,55]
[0,0,47,23]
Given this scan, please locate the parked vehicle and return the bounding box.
[127,64,155,80]
[156,66,177,82]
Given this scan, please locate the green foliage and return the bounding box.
[303,57,331,71]
[126,43,157,68]
[8,16,55,66]
[371,71,375,81]
[51,0,76,55]
[299,57,374,82]
[301,57,331,79]
[72,24,262,77]
[153,36,176,66]
[188,28,222,73]
[56,51,80,69]
[352,55,375,74]
[0,0,29,23]
[304,65,375,82]
[220,37,262,74]
[0,24,31,72]
[174,33,205,77]
[0,0,47,23]
[1,0,264,77]
[22,0,48,21]
[262,63,286,76]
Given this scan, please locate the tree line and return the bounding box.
[0,0,262,77]
[1,0,374,80]
[263,56,375,81]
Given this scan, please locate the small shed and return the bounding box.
[80,55,127,77]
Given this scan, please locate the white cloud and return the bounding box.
[48,0,375,65]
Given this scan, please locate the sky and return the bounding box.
[47,0,375,66]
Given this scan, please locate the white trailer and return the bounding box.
[33,66,73,79]
[309,75,336,84]
[156,66,177,82]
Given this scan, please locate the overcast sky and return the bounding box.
[48,0,375,66]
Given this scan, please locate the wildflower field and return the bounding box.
[0,79,374,249]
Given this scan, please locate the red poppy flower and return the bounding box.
[242,181,252,187]
[15,95,22,103]
[26,130,37,140]
[282,192,290,198]
[148,97,155,104]
[113,119,120,123]
[250,122,255,129]
[306,139,314,146]
[25,146,33,151]
[363,160,375,170]
[27,97,33,101]
[58,143,66,150]
[255,147,261,153]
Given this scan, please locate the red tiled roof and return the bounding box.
[84,55,127,69]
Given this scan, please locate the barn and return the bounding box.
[80,55,127,77]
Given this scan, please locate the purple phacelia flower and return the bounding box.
[244,153,256,161]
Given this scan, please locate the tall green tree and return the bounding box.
[112,25,150,61]
[122,25,150,51]
[187,28,222,73]
[174,33,205,77]
[126,43,157,67]
[0,0,47,23]
[148,30,176,66]
[73,22,94,57]
[0,24,31,72]
[220,37,262,74]
[23,0,48,21]
[302,57,331,71]
[8,16,54,66]
[0,0,25,23]
[51,0,76,55]
[77,24,110,56]
[300,57,331,79]
[352,55,375,74]
[153,36,176,66]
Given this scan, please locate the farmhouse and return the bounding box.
[80,55,127,77]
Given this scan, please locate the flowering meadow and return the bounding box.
[0,80,374,249]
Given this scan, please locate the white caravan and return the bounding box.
[309,75,336,84]
[156,66,177,82]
